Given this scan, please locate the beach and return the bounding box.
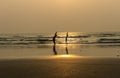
[0,58,120,78]
[0,36,120,78]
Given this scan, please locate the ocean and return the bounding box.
[0,32,120,44]
[0,32,120,59]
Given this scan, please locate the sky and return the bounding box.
[0,0,120,33]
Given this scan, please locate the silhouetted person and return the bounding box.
[53,32,57,44]
[65,32,68,44]
[53,32,58,55]
[65,32,69,54]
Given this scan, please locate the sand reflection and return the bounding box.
[50,54,81,59]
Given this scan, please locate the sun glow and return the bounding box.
[55,0,75,4]
[54,0,77,10]
[69,32,80,36]
[57,44,79,49]
[52,54,80,58]
[59,55,71,57]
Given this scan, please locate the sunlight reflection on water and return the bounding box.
[0,44,120,59]
[51,55,80,58]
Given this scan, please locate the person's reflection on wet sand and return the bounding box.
[65,46,68,54]
[53,32,58,55]
[53,44,57,55]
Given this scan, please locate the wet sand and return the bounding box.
[0,58,120,78]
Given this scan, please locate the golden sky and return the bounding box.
[0,0,120,33]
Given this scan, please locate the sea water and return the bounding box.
[0,32,120,59]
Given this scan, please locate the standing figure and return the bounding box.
[65,32,68,44]
[53,32,58,55]
[65,32,69,54]
[53,32,57,44]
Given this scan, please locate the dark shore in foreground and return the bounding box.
[0,58,120,78]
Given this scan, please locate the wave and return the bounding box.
[0,32,120,45]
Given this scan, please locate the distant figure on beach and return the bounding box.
[65,32,69,54]
[65,32,68,44]
[53,32,57,44]
[53,32,58,55]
